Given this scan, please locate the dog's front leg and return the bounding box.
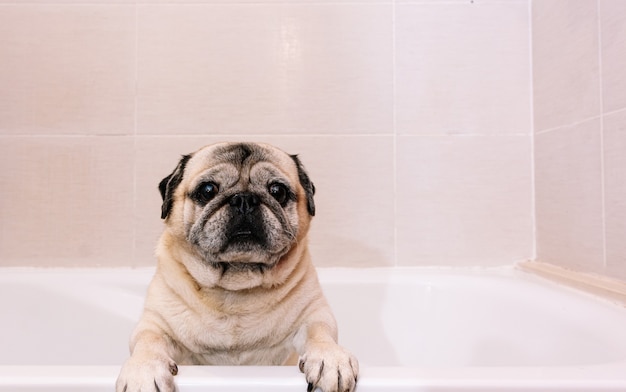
[116,326,180,392]
[295,320,359,392]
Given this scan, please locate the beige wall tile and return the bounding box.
[0,137,134,267]
[135,136,395,267]
[532,0,601,132]
[395,2,531,135]
[136,4,393,135]
[397,0,528,2]
[396,135,533,266]
[0,5,135,135]
[604,110,626,280]
[600,0,626,113]
[275,136,395,267]
[535,119,604,273]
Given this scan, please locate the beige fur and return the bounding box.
[116,142,358,392]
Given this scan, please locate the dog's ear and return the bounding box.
[290,155,316,217]
[159,154,191,220]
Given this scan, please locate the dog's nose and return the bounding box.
[229,193,260,215]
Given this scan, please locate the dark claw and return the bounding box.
[154,379,161,392]
[307,382,314,392]
[299,359,305,373]
[169,363,178,376]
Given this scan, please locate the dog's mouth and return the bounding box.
[230,229,254,240]
[223,219,267,247]
[190,211,293,275]
[225,229,265,248]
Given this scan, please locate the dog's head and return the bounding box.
[157,142,315,290]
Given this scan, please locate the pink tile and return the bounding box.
[396,135,533,266]
[136,4,393,135]
[271,136,395,267]
[532,0,601,131]
[0,5,135,135]
[600,0,626,113]
[535,119,604,273]
[135,136,395,267]
[395,2,531,135]
[0,137,134,266]
[603,110,626,280]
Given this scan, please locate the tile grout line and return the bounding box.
[391,0,398,267]
[0,133,534,139]
[528,0,537,262]
[597,0,608,271]
[132,3,139,266]
[532,108,626,139]
[534,114,603,136]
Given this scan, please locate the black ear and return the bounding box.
[159,154,191,220]
[290,155,316,216]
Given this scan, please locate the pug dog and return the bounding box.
[116,142,358,392]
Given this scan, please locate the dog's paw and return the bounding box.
[298,343,359,392]
[116,356,179,392]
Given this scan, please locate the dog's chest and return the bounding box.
[171,299,297,365]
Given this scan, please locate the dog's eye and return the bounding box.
[268,183,288,205]
[193,182,219,203]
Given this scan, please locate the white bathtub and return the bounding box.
[1,266,626,391]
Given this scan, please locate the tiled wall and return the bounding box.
[533,0,626,281]
[0,1,533,268]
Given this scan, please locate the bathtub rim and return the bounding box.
[1,363,626,391]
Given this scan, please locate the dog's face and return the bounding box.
[158,142,315,289]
